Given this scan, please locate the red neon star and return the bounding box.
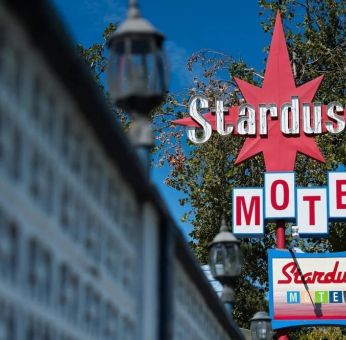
[173,12,342,171]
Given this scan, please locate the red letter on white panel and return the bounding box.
[265,173,296,219]
[297,188,328,236]
[328,172,346,219]
[233,188,263,237]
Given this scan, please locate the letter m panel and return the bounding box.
[233,188,264,237]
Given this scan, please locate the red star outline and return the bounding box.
[173,12,345,171]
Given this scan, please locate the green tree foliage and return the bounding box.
[163,0,345,331]
[76,23,129,128]
[77,0,345,333]
[163,50,271,328]
[288,326,346,339]
[76,23,116,85]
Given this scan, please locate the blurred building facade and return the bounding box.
[0,1,244,339]
[201,265,223,297]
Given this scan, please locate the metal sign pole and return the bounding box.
[276,220,289,340]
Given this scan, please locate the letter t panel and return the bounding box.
[233,188,264,237]
[297,187,328,237]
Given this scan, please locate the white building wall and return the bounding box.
[172,261,230,340]
[0,5,153,339]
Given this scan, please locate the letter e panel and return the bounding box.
[232,188,264,237]
[328,172,346,220]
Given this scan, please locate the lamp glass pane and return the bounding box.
[108,42,128,98]
[209,242,241,279]
[224,243,242,277]
[108,35,167,113]
[209,244,225,278]
[256,321,268,340]
[250,320,272,340]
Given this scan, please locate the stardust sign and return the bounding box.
[268,250,346,329]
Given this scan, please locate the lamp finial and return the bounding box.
[220,216,228,232]
[128,0,141,19]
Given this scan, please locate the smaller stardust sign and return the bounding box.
[268,249,346,329]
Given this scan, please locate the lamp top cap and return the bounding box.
[209,216,240,246]
[107,0,163,46]
[250,311,271,322]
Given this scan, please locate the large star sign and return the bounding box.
[233,11,325,171]
[173,12,341,171]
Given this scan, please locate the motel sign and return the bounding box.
[233,172,346,237]
[269,250,346,329]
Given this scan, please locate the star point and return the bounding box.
[234,12,325,170]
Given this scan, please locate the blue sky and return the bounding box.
[51,0,272,237]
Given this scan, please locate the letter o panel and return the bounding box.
[264,172,296,220]
[232,188,264,237]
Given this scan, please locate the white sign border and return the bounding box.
[268,249,346,330]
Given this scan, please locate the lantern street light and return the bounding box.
[107,0,168,173]
[208,217,242,317]
[250,311,273,340]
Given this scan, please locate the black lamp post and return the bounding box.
[107,0,168,172]
[250,311,273,340]
[208,217,242,317]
